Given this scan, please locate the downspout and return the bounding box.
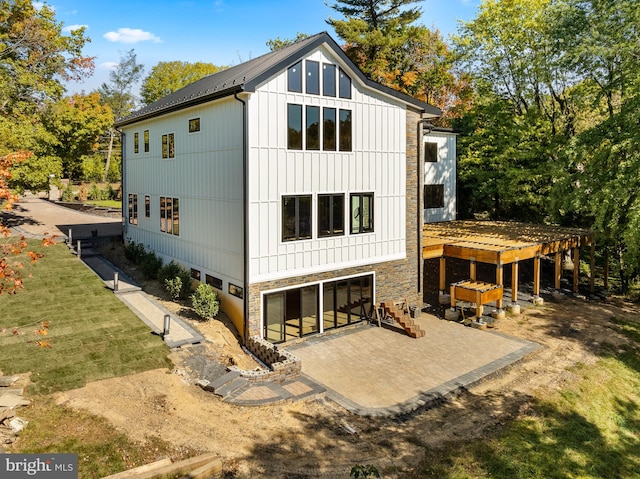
[234,90,249,345]
[119,128,127,241]
[416,116,423,295]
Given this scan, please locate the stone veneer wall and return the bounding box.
[245,107,425,338]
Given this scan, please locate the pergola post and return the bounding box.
[532,253,543,305]
[470,258,476,281]
[555,251,562,290]
[438,256,451,305]
[508,259,521,315]
[573,247,580,294]
[492,262,506,319]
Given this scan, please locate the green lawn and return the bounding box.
[0,240,171,394]
[84,200,121,209]
[415,320,640,478]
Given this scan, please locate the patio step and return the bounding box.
[380,302,425,338]
[209,371,248,398]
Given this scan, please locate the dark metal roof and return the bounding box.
[116,32,441,127]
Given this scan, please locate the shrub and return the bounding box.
[77,183,88,202]
[123,241,146,263]
[61,184,75,202]
[164,277,183,300]
[88,183,101,200]
[139,250,163,279]
[103,183,116,200]
[158,261,191,299]
[191,284,220,320]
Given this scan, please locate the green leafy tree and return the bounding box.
[266,33,310,51]
[98,49,144,181]
[39,92,113,180]
[140,61,224,105]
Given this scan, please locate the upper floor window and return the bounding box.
[144,130,149,152]
[323,107,336,151]
[425,142,438,162]
[128,193,138,225]
[323,64,336,97]
[424,184,445,209]
[339,68,352,99]
[350,193,373,234]
[160,196,180,235]
[288,61,302,93]
[318,194,344,237]
[288,104,303,150]
[282,195,312,241]
[145,195,150,218]
[306,60,319,95]
[134,133,139,154]
[189,118,200,133]
[162,133,175,159]
[339,109,352,152]
[306,105,320,150]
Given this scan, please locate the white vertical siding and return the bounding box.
[424,131,457,222]
[246,46,408,283]
[122,97,245,284]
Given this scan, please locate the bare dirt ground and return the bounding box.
[49,243,640,478]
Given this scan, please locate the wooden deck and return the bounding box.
[423,220,595,304]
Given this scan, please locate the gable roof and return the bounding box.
[116,32,442,127]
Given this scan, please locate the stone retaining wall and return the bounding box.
[229,336,301,384]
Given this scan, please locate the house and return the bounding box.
[115,32,452,345]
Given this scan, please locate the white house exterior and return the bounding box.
[116,32,450,344]
[424,128,458,223]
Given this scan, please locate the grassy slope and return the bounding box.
[415,320,640,478]
[0,240,171,394]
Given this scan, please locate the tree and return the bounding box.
[140,61,224,105]
[0,151,49,294]
[98,49,144,182]
[39,92,113,180]
[327,0,422,84]
[266,33,310,51]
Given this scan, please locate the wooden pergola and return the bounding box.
[423,221,595,312]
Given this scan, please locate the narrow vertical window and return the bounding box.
[339,109,352,152]
[128,193,138,225]
[168,133,175,158]
[339,68,352,99]
[134,132,139,154]
[172,197,180,235]
[351,193,374,234]
[318,194,344,237]
[323,107,336,151]
[306,60,319,95]
[306,105,320,150]
[144,130,149,152]
[160,197,167,232]
[282,195,312,241]
[287,104,303,150]
[162,134,168,158]
[323,63,336,97]
[145,195,150,218]
[165,197,173,234]
[287,61,302,92]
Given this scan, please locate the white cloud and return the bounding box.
[99,62,119,70]
[63,24,88,33]
[103,28,162,44]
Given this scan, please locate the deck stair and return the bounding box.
[379,301,425,338]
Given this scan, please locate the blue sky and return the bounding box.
[44,0,482,95]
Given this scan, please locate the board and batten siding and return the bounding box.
[122,96,245,290]
[423,131,456,223]
[246,45,408,284]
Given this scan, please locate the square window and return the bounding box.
[189,118,201,133]
[350,193,374,234]
[424,185,445,209]
[282,195,312,241]
[425,142,438,162]
[190,268,201,281]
